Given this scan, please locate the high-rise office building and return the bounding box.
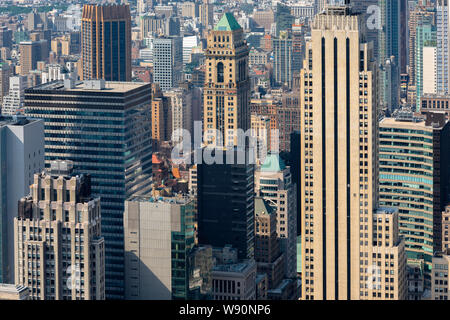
[300,5,380,300]
[197,147,255,260]
[443,205,450,251]
[140,14,180,38]
[272,31,293,89]
[431,204,450,300]
[378,0,400,111]
[408,4,435,88]
[2,76,27,116]
[181,2,199,19]
[349,0,379,59]
[437,0,450,94]
[203,13,250,147]
[292,24,306,76]
[0,26,12,49]
[81,4,132,81]
[124,195,195,300]
[24,80,153,299]
[370,208,408,300]
[379,111,450,287]
[164,86,193,142]
[431,253,450,300]
[254,197,285,290]
[200,0,214,30]
[0,116,44,284]
[415,20,436,111]
[153,36,183,91]
[255,155,297,279]
[14,160,105,300]
[151,83,172,148]
[0,64,10,102]
[19,41,42,76]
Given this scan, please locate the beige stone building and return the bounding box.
[0,284,30,300]
[250,114,271,163]
[431,205,450,300]
[369,208,407,300]
[203,13,250,147]
[255,155,297,279]
[14,160,105,300]
[431,253,449,300]
[443,205,450,251]
[299,5,405,300]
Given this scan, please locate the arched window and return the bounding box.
[217,62,224,83]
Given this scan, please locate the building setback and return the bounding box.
[24,80,152,299]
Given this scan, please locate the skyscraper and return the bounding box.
[272,31,293,89]
[200,0,214,30]
[24,80,153,299]
[300,5,376,300]
[197,147,255,260]
[153,36,183,91]
[255,155,297,279]
[14,160,105,300]
[436,0,450,94]
[124,195,195,300]
[81,4,132,81]
[379,111,450,287]
[378,0,400,111]
[0,116,44,284]
[203,13,250,147]
[300,5,407,300]
[2,76,27,116]
[0,63,10,102]
[19,41,42,76]
[415,20,436,110]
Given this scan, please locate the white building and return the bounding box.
[2,76,27,116]
[423,46,437,95]
[41,64,70,84]
[0,116,44,284]
[183,35,198,65]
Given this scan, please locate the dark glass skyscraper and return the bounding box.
[24,80,153,299]
[81,4,132,81]
[197,147,255,260]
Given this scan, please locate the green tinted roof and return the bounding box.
[214,12,242,31]
[255,197,274,216]
[261,154,286,172]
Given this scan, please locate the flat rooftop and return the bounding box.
[0,115,40,127]
[213,261,253,273]
[380,117,427,128]
[29,80,149,93]
[128,194,192,205]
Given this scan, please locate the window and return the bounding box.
[217,62,224,83]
